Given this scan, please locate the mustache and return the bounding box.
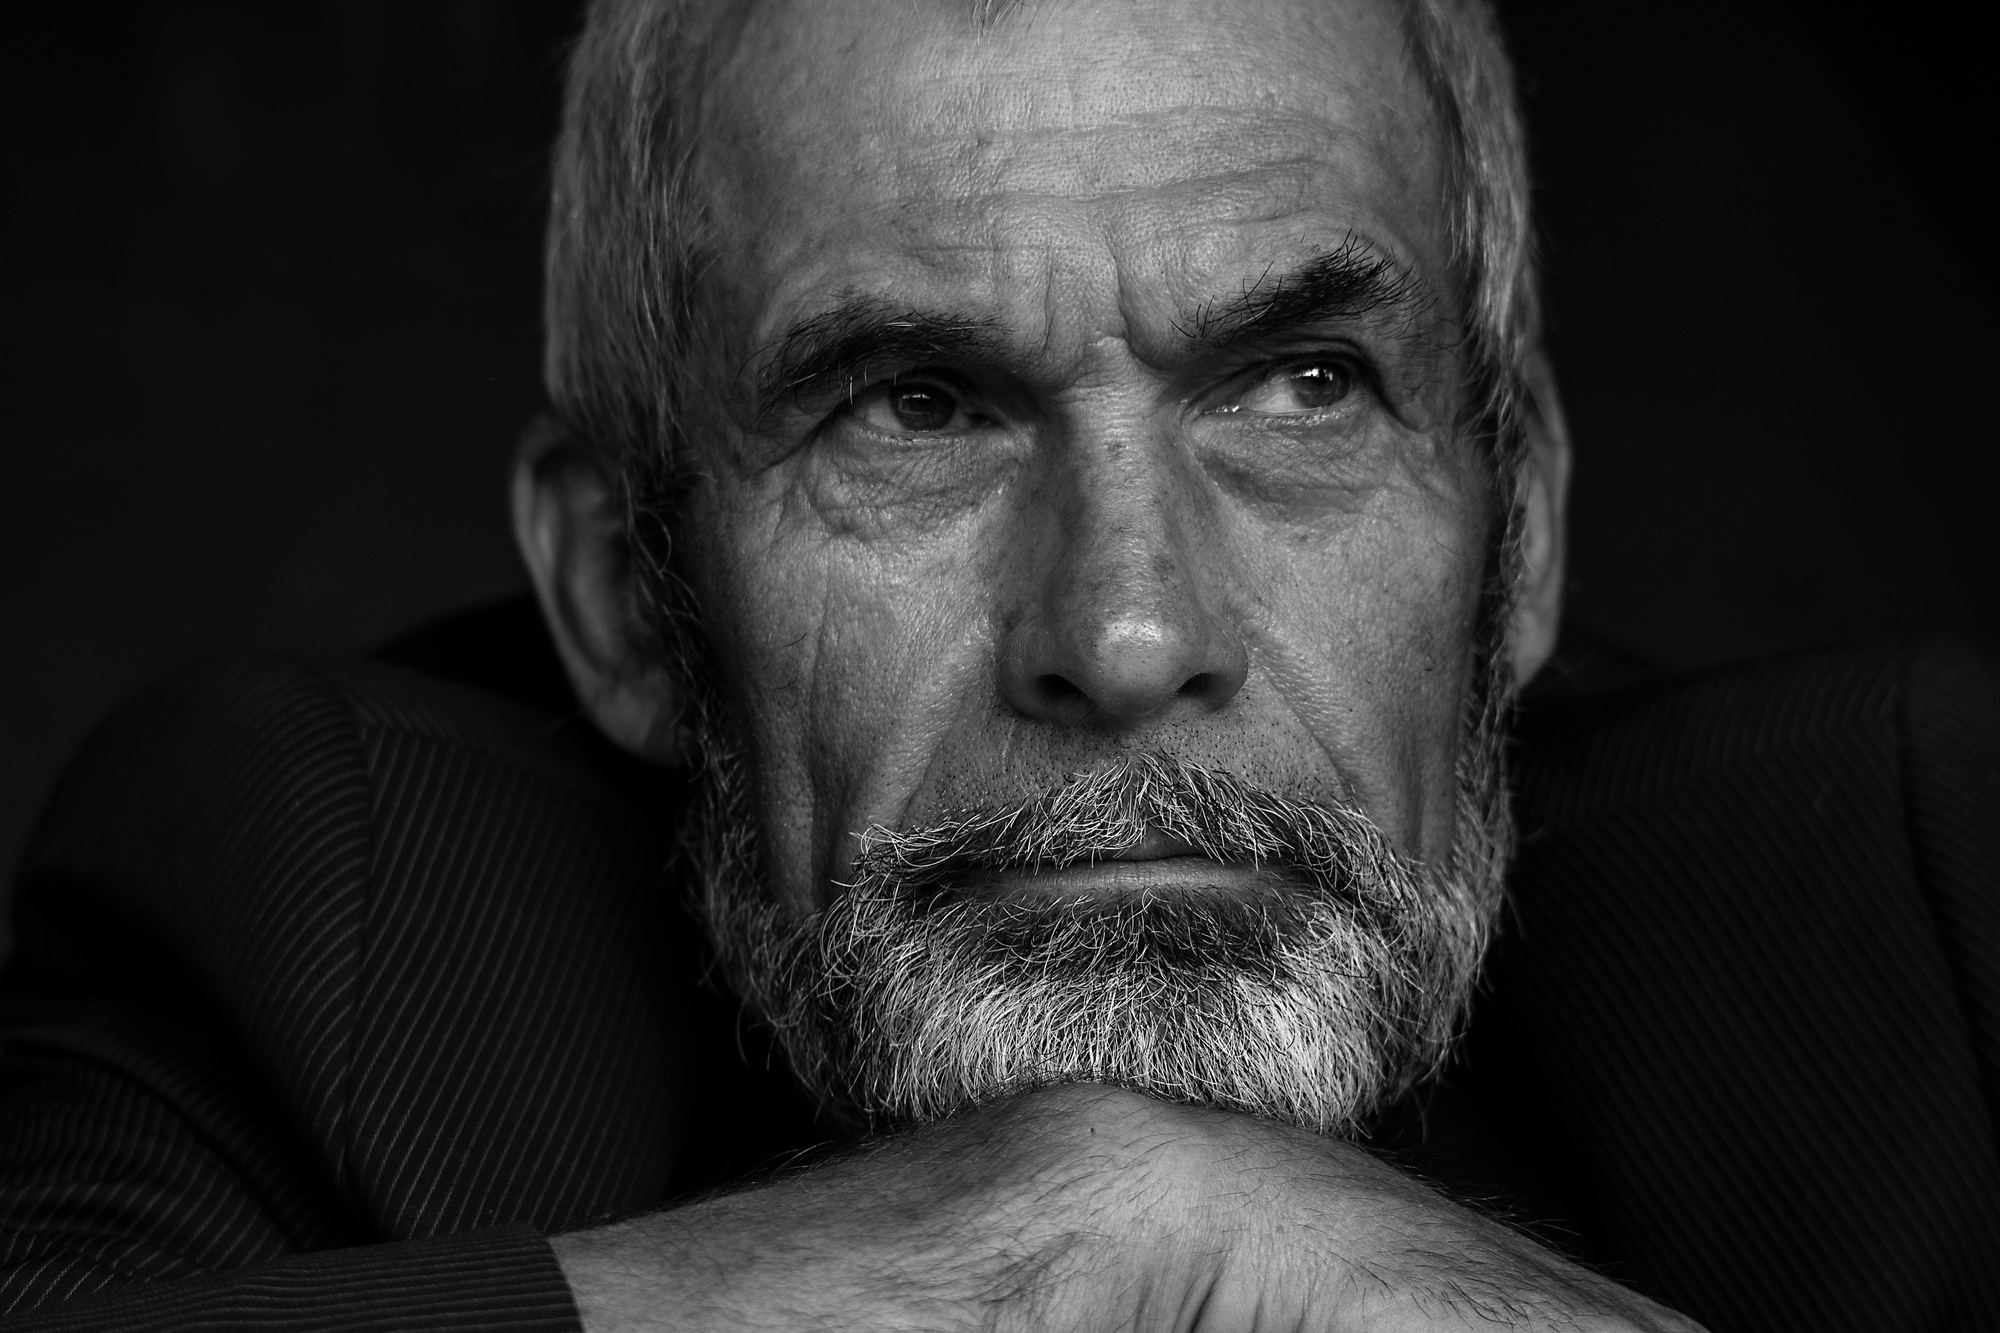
[844,751,1410,901]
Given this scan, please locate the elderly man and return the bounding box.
[513,0,1626,1325]
[5,0,1998,1329]
[523,0,1626,1321]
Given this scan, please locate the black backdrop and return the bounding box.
[4,1,1994,887]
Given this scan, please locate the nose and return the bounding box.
[998,465,1249,729]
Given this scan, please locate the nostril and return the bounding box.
[999,616,1247,725]
[1022,673,1096,725]
[1034,674,1085,707]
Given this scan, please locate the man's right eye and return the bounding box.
[849,380,976,435]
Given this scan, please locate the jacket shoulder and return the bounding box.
[1484,639,2000,1329]
[11,653,703,1236]
[19,655,379,1037]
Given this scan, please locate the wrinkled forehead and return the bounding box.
[691,0,1450,370]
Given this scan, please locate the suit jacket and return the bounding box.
[2,611,1997,1331]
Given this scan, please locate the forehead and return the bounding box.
[695,0,1447,365]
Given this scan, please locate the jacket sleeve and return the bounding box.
[0,972,579,1333]
[1901,639,2000,1143]
[6,1225,577,1333]
[0,656,587,1332]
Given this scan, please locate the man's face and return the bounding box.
[684,0,1484,909]
[543,0,1558,1131]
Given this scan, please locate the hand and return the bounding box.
[552,1083,1704,1331]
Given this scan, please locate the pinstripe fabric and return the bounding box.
[0,657,737,1330]
[1903,649,2000,1147]
[1388,640,2000,1332]
[9,1227,575,1333]
[4,635,1997,1329]
[1,659,377,1319]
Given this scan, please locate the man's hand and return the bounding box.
[552,1084,1703,1332]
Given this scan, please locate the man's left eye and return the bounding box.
[1234,361,1355,416]
[849,380,976,435]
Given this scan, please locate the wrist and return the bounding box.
[553,1084,1191,1333]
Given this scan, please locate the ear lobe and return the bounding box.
[511,415,683,763]
[1506,350,1573,690]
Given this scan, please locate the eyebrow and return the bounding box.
[752,239,1437,418]
[753,299,1006,418]
[1178,236,1437,354]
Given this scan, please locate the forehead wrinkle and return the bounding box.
[704,0,1444,240]
[802,2,1413,140]
[891,112,1375,208]
[884,165,1343,233]
[873,132,1427,292]
[881,177,1409,331]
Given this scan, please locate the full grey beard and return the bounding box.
[683,716,1514,1138]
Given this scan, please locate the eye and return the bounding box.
[849,379,977,435]
[1233,360,1355,416]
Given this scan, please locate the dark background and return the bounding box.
[4,1,1995,886]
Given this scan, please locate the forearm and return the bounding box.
[551,1085,1702,1333]
[553,1084,1207,1333]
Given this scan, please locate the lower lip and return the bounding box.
[974,857,1279,901]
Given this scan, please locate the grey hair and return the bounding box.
[542,0,1541,646]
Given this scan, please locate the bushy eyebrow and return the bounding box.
[752,240,1437,419]
[753,298,1006,418]
[1178,236,1438,356]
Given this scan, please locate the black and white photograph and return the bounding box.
[2,2,1994,1329]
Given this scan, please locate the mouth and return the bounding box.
[968,827,1284,902]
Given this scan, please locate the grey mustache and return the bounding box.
[845,751,1409,904]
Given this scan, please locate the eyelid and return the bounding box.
[824,369,1007,442]
[816,364,958,408]
[1198,348,1378,416]
[835,365,1020,427]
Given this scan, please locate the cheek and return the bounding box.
[1238,471,1490,861]
[686,477,1001,910]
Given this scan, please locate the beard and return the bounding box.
[676,662,1516,1137]
[644,442,1525,1137]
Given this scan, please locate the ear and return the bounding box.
[511,416,683,763]
[1506,348,1573,690]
